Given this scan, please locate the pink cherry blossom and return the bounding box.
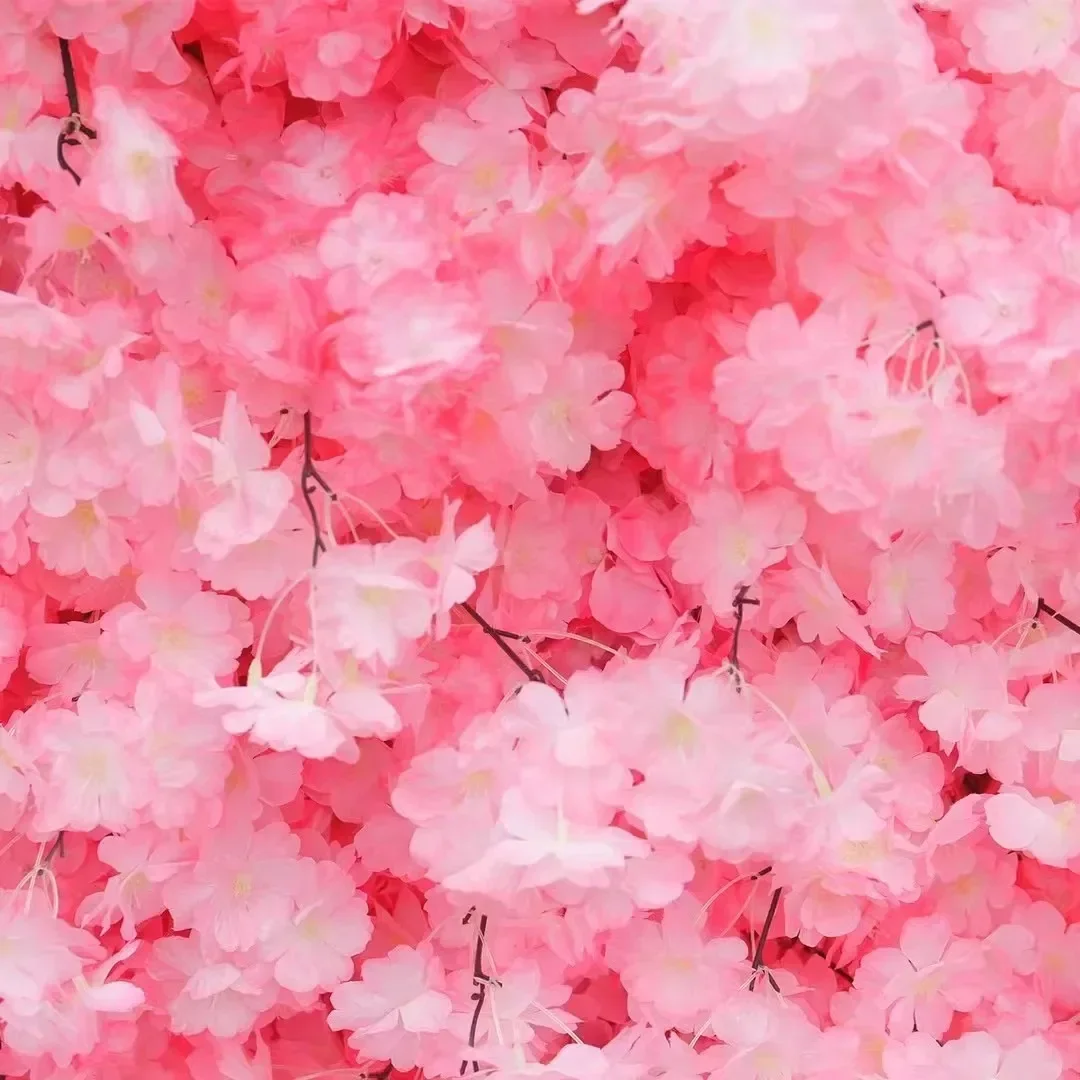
[162,820,302,952]
[855,914,987,1038]
[525,351,634,473]
[671,487,806,613]
[150,934,277,1038]
[328,945,453,1045]
[28,694,154,832]
[311,540,435,665]
[0,893,101,1002]
[191,393,294,560]
[78,827,191,940]
[198,665,348,760]
[109,570,251,679]
[83,86,193,230]
[259,858,373,993]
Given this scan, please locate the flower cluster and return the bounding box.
[2,1,1080,1079]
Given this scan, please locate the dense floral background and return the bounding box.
[3,1,1080,1078]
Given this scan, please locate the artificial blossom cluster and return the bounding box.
[2,0,1080,1078]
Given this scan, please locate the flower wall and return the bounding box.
[2,1,1080,1078]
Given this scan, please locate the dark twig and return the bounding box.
[750,887,782,992]
[728,586,760,692]
[42,832,65,865]
[805,945,854,984]
[459,601,544,683]
[300,412,336,567]
[180,39,221,104]
[460,913,497,1076]
[1036,597,1080,639]
[180,40,206,67]
[19,832,65,911]
[56,38,96,184]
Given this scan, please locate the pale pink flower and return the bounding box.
[768,543,881,656]
[0,725,30,820]
[337,275,485,383]
[198,669,347,760]
[0,398,40,503]
[110,570,251,679]
[118,359,205,506]
[855,915,986,1037]
[328,945,453,1043]
[324,661,403,741]
[966,0,1077,73]
[260,858,373,993]
[0,897,100,1002]
[319,192,440,305]
[153,224,238,346]
[150,934,276,1038]
[198,504,312,601]
[897,634,1016,749]
[708,994,822,1080]
[84,86,192,229]
[526,352,633,472]
[78,827,191,940]
[421,501,498,631]
[162,820,301,952]
[671,487,806,612]
[24,622,111,698]
[27,496,132,579]
[29,694,152,833]
[486,787,651,889]
[0,940,145,1067]
[134,676,233,829]
[868,534,956,640]
[311,540,434,665]
[192,393,293,560]
[262,121,356,208]
[608,898,748,1028]
[986,790,1080,867]
[938,262,1041,347]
